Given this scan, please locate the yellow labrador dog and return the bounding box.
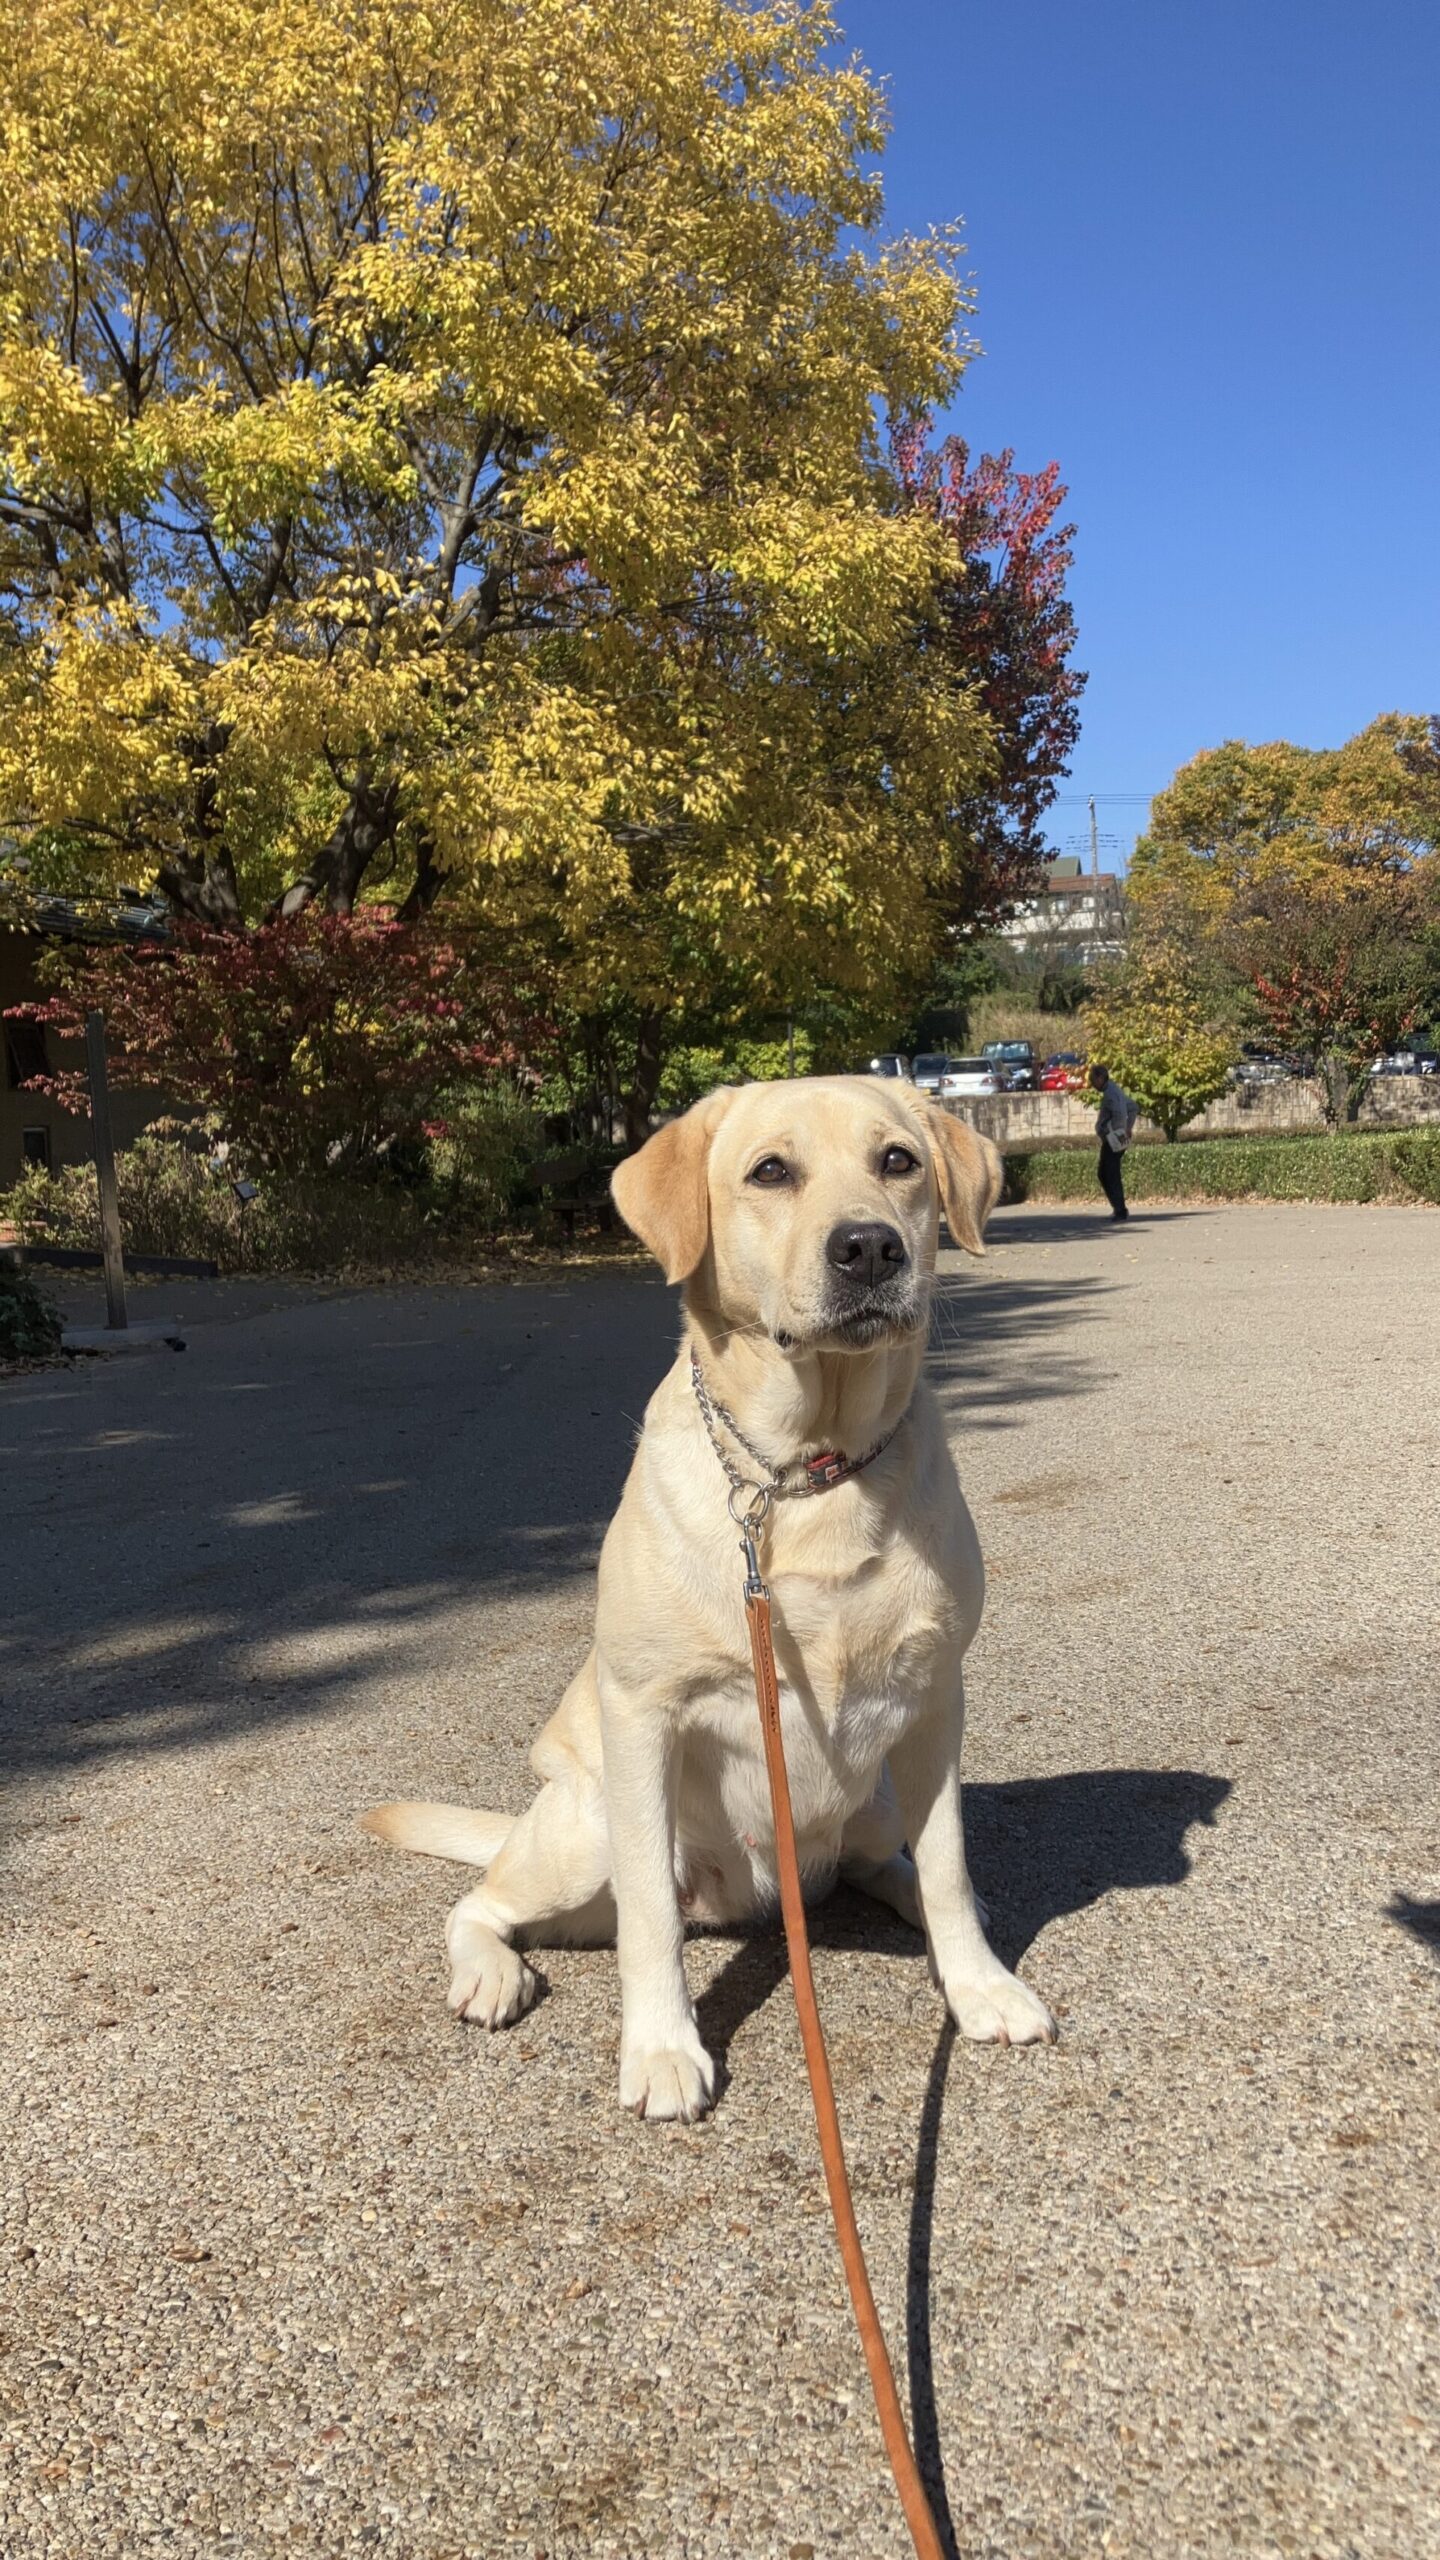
[364,1075,1054,2120]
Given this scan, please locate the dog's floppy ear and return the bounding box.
[611,1087,736,1283]
[927,1106,1002,1257]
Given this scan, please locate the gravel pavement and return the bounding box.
[2,1205,1437,2560]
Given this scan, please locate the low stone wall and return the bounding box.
[943,1077,1440,1155]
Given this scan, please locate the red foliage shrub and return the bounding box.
[11,912,553,1176]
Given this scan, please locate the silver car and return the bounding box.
[910,1052,953,1095]
[937,1057,1002,1099]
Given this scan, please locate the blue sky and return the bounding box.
[837,0,1440,865]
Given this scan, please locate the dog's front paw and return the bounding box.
[619,2031,716,2123]
[944,1962,1056,2047]
[447,1938,537,2029]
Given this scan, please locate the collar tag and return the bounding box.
[805,1450,849,1491]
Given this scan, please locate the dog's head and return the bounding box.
[612,1076,1002,1355]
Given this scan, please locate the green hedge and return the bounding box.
[1007,1129,1440,1206]
[0,1264,64,1363]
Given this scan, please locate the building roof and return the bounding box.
[0,885,170,946]
[1033,871,1121,897]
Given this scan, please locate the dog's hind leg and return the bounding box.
[840,1766,990,1939]
[840,1769,925,1932]
[842,1847,926,1933]
[445,1775,614,2028]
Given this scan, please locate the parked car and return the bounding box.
[1230,1046,1297,1086]
[1371,1048,1440,1077]
[980,1039,1037,1091]
[910,1052,954,1095]
[867,1053,911,1080]
[936,1057,1001,1099]
[1038,1051,1085,1093]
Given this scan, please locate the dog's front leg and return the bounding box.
[890,1679,1056,2046]
[599,1674,716,2122]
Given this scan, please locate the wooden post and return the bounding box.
[84,1010,127,1331]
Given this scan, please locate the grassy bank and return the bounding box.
[1009,1128,1440,1206]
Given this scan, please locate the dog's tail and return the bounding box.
[359,1801,514,1867]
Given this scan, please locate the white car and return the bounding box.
[936,1057,1001,1099]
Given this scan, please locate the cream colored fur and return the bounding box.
[363,1077,1053,2121]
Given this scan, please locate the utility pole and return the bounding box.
[85,1010,128,1332]
[1088,796,1100,880]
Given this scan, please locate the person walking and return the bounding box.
[1089,1061,1138,1220]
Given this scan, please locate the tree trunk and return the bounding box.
[326,780,400,916]
[396,828,448,922]
[155,725,246,927]
[577,1016,613,1144]
[1343,1064,1371,1124]
[622,1008,668,1148]
[1317,1052,1348,1127]
[277,776,401,919]
[157,851,245,930]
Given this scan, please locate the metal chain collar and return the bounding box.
[689,1345,904,1529]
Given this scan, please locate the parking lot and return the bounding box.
[2,1203,1437,2558]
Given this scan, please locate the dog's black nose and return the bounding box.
[825,1220,908,1288]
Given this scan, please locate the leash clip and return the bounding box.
[727,1479,771,1599]
[738,1522,769,1601]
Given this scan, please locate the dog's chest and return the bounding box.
[686,1556,957,1842]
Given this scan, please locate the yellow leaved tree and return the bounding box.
[0,0,995,1120]
[1127,716,1440,925]
[1122,717,1440,1128]
[1084,948,1238,1142]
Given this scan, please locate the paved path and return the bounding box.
[2,1207,1436,2560]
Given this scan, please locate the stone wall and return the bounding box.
[943,1076,1440,1155]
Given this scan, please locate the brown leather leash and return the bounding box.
[737,1508,947,2560]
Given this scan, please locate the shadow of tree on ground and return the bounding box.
[2,1241,1125,1792]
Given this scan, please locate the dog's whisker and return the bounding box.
[699,1316,772,1351]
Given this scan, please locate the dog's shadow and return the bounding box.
[694,1765,1231,2069]
[693,1765,1230,2560]
[1388,1892,1440,1957]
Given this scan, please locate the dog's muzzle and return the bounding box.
[816,1219,917,1343]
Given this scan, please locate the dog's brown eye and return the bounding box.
[880,1145,919,1177]
[747,1155,791,1186]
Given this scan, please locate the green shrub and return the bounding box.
[426,1080,547,1223]
[1387,1130,1440,1203]
[3,1082,558,1275]
[5,1134,450,1274]
[659,1031,816,1109]
[1015,1129,1440,1206]
[0,1263,64,1362]
[9,1135,236,1264]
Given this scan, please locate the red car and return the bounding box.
[1039,1052,1086,1093]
